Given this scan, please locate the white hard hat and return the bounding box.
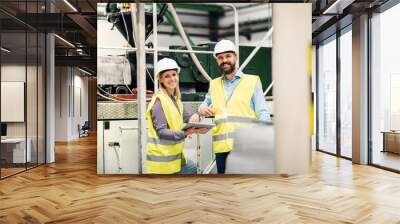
[155,58,181,78]
[213,39,237,58]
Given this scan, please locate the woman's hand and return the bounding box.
[184,127,209,137]
[184,127,197,137]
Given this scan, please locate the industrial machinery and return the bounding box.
[97,3,274,174]
[98,3,272,102]
[169,44,272,101]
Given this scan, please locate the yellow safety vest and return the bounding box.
[210,74,260,153]
[146,92,185,174]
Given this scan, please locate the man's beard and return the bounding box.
[218,62,236,75]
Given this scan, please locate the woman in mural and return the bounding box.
[146,58,207,174]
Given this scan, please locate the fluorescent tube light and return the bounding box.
[323,0,354,15]
[78,67,92,76]
[54,34,75,48]
[63,0,78,12]
[1,47,11,53]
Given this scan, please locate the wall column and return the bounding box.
[273,3,312,174]
[352,14,369,164]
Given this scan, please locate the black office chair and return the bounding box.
[79,121,90,138]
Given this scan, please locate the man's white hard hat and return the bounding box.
[213,39,237,58]
[155,58,181,78]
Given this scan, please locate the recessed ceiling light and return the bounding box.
[1,47,11,53]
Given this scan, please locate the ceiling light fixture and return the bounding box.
[323,0,354,15]
[78,67,92,76]
[54,34,75,48]
[63,0,78,12]
[1,47,11,53]
[76,49,85,55]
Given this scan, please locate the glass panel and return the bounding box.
[0,0,46,178]
[390,75,400,130]
[38,32,45,165]
[318,37,337,154]
[27,31,38,169]
[371,3,400,171]
[26,0,39,169]
[0,10,28,177]
[340,29,352,158]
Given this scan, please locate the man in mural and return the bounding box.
[199,39,271,174]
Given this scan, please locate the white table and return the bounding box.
[1,138,31,163]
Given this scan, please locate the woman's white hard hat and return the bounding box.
[155,58,181,78]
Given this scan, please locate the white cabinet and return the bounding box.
[183,118,215,173]
[1,138,32,163]
[97,120,140,174]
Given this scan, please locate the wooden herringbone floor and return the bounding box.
[1,135,400,224]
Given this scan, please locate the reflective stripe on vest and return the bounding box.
[215,116,269,125]
[147,153,181,162]
[147,137,185,146]
[146,92,185,174]
[210,74,259,153]
[212,132,235,141]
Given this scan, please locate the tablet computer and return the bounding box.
[182,122,215,131]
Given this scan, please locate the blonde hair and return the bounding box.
[158,70,181,99]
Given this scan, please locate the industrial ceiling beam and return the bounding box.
[0,12,84,32]
[67,13,97,39]
[323,0,355,14]
[55,55,96,71]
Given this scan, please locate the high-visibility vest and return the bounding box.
[210,74,261,153]
[146,92,185,174]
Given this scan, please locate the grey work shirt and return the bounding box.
[151,94,192,141]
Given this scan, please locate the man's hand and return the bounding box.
[194,128,209,134]
[200,106,215,117]
[184,127,209,137]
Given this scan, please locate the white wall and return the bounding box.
[55,66,68,141]
[72,73,89,138]
[1,64,26,82]
[55,67,89,141]
[1,65,26,140]
[1,63,46,164]
[1,65,28,136]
